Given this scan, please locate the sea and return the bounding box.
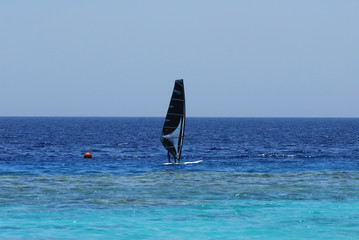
[0,117,358,239]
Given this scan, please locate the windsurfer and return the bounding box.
[167,151,171,163]
[160,79,185,165]
[167,151,179,163]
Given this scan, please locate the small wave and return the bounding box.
[258,153,295,158]
[209,147,229,150]
[117,143,129,146]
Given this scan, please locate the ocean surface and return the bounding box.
[1,117,359,239]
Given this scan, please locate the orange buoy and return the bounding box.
[84,152,92,159]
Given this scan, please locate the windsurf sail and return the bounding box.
[160,79,185,161]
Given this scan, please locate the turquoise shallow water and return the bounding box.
[1,171,359,239]
[1,117,359,239]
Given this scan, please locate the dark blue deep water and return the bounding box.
[1,117,359,239]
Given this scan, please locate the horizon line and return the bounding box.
[1,116,358,119]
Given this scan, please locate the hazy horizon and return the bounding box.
[1,116,358,119]
[1,1,358,118]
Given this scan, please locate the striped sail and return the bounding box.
[160,79,185,161]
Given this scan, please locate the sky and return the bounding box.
[1,0,358,117]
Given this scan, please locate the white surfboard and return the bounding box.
[164,160,203,165]
[183,160,203,165]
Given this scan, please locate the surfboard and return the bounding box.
[164,160,203,165]
[183,160,203,165]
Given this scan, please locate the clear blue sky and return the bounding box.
[1,1,358,117]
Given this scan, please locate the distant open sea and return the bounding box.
[1,117,359,239]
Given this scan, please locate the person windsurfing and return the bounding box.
[167,151,176,164]
[160,79,185,164]
[161,135,179,164]
[167,152,180,164]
